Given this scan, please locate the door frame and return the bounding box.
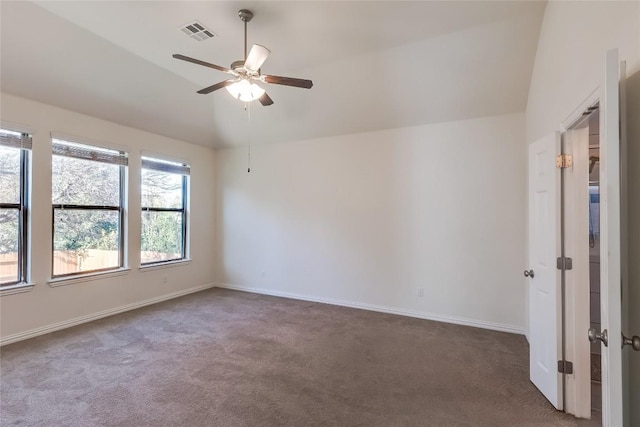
[560,94,598,419]
[563,123,592,418]
[558,54,628,424]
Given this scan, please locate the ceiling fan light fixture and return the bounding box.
[225,79,265,102]
[172,8,312,106]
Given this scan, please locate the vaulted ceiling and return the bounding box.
[0,1,546,148]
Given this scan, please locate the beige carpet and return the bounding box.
[2,288,585,426]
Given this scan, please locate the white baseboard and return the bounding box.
[0,283,216,346]
[216,283,525,335]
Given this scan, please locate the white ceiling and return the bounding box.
[0,1,546,148]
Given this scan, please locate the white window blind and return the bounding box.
[0,129,32,150]
[52,138,128,166]
[141,156,190,175]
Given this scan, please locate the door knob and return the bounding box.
[588,328,608,347]
[524,269,535,278]
[622,333,640,351]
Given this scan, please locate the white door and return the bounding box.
[598,48,624,427]
[527,132,562,409]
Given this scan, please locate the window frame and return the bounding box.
[0,138,29,287]
[140,157,188,266]
[51,140,127,279]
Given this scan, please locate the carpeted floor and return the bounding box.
[1,288,589,426]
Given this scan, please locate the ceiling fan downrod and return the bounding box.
[238,9,254,62]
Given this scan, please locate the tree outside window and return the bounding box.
[0,130,30,286]
[51,139,126,277]
[141,157,188,265]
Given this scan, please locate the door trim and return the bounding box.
[561,88,600,132]
[559,86,599,419]
[562,125,592,419]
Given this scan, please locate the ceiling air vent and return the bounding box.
[180,21,215,41]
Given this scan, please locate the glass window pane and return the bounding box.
[0,208,19,284]
[52,156,120,206]
[141,169,183,209]
[141,211,183,264]
[53,209,120,276]
[0,146,21,204]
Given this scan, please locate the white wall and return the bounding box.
[0,93,217,341]
[525,0,639,143]
[524,0,639,424]
[216,113,527,333]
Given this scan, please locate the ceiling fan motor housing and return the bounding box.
[231,60,246,71]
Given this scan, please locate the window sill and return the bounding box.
[48,268,131,288]
[1,282,35,296]
[139,259,191,272]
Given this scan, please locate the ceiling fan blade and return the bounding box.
[173,54,236,75]
[258,92,274,106]
[244,44,271,72]
[197,80,234,94]
[263,75,313,89]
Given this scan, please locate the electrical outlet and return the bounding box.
[417,288,424,297]
[162,275,167,284]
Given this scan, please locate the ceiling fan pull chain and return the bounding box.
[246,102,251,173]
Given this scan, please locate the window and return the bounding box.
[140,157,189,265]
[0,129,30,287]
[52,139,127,277]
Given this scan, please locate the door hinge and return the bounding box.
[557,360,574,374]
[556,257,573,271]
[556,154,573,168]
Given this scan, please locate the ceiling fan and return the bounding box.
[173,9,313,106]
